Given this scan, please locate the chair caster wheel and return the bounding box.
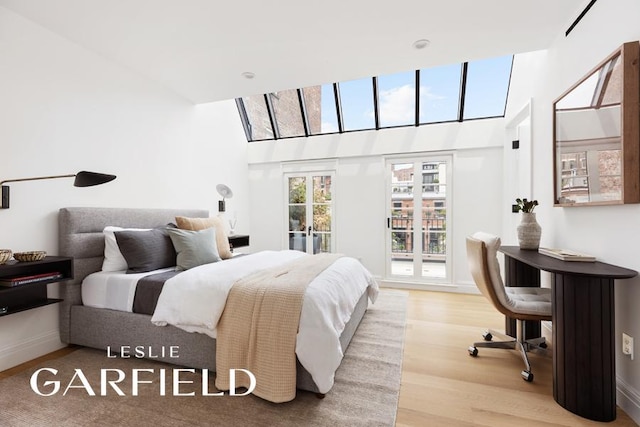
[482,332,493,341]
[521,370,534,382]
[468,346,478,357]
[539,342,547,349]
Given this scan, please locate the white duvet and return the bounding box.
[151,250,379,394]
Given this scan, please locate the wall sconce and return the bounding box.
[216,184,233,212]
[1,170,116,209]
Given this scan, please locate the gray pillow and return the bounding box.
[114,228,177,273]
[167,227,221,270]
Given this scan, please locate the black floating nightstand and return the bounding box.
[0,256,73,316]
[228,234,250,252]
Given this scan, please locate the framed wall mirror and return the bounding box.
[553,41,639,207]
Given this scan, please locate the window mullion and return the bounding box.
[264,93,280,139]
[373,76,380,130]
[333,83,344,133]
[415,70,420,127]
[458,62,468,122]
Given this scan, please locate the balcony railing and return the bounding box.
[391,215,446,260]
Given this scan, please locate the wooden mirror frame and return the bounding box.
[553,41,640,207]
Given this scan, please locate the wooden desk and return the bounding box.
[499,246,637,422]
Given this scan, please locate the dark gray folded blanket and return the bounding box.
[133,270,180,315]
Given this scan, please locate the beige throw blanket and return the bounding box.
[215,253,343,403]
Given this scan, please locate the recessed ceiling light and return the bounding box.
[241,71,256,79]
[413,39,431,50]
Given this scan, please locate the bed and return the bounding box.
[57,207,377,400]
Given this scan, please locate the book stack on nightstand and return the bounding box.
[0,271,64,287]
[0,256,73,316]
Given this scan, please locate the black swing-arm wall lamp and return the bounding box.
[1,170,116,209]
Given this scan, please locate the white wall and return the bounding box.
[505,0,640,421]
[0,6,249,370]
[247,119,505,291]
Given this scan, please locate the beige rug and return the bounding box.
[0,290,407,427]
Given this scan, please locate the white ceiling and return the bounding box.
[0,0,588,104]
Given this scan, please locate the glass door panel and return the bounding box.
[286,172,335,254]
[390,163,415,276]
[387,158,450,282]
[421,160,447,279]
[312,175,332,254]
[288,177,307,251]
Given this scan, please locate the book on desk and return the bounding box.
[538,247,596,262]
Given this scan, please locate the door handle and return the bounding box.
[307,226,312,236]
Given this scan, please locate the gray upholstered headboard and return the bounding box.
[57,207,209,342]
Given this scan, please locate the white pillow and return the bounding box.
[102,226,150,272]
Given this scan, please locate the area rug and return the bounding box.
[0,289,407,427]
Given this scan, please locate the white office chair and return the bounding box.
[466,232,552,382]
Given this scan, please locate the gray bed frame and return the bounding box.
[57,207,368,394]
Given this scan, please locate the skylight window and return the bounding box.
[378,71,416,128]
[463,55,513,120]
[419,63,461,123]
[240,94,273,141]
[302,85,339,135]
[236,54,513,142]
[268,89,306,138]
[338,78,376,131]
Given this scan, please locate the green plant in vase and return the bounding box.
[514,198,538,213]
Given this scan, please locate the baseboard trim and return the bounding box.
[617,376,640,424]
[0,330,64,372]
[381,279,479,294]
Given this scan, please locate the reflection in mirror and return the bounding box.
[553,41,639,206]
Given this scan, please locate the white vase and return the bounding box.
[517,212,541,250]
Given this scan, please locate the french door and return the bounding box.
[285,172,334,254]
[386,156,451,282]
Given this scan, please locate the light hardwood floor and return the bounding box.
[396,290,638,426]
[1,290,637,426]
[0,345,77,382]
